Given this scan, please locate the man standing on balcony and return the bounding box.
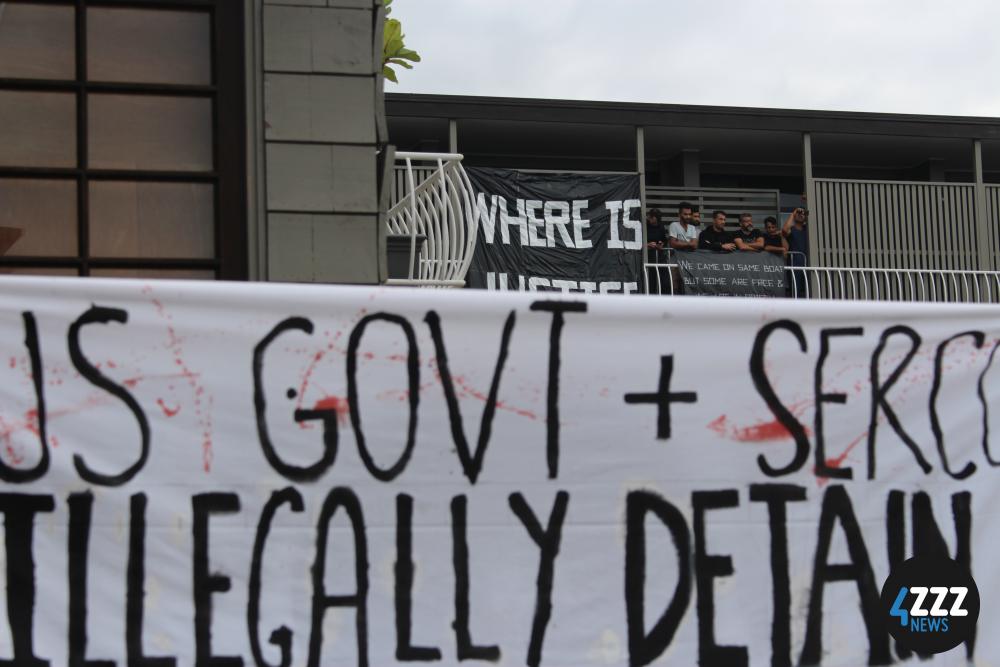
[782,208,809,265]
[783,207,809,297]
[699,211,737,251]
[734,212,764,251]
[691,207,703,229]
[762,216,787,256]
[646,208,667,259]
[668,202,699,252]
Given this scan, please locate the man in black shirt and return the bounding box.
[698,210,736,251]
[645,208,670,294]
[734,212,764,251]
[762,216,787,256]
[645,208,667,262]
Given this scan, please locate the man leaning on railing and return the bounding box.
[698,211,737,251]
[762,216,788,257]
[734,212,764,251]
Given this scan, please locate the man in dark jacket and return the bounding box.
[698,211,736,251]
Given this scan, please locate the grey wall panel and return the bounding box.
[265,73,376,143]
[266,143,335,211]
[268,213,380,283]
[259,0,385,284]
[815,179,977,271]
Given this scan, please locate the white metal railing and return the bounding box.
[784,266,1000,303]
[644,259,1000,303]
[385,152,478,288]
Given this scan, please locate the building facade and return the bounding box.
[386,94,1000,273]
[0,0,388,282]
[3,1,1000,282]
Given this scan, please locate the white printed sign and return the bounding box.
[0,277,996,666]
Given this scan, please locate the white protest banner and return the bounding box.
[0,276,996,666]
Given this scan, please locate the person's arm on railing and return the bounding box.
[698,231,718,251]
[735,235,763,251]
[667,223,696,251]
[699,230,735,251]
[763,236,787,256]
[669,234,697,251]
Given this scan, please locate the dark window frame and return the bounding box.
[0,0,247,279]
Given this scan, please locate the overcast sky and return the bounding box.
[390,0,1000,117]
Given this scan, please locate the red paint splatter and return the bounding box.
[814,430,868,487]
[0,393,112,466]
[733,420,798,442]
[314,395,350,425]
[388,354,407,363]
[362,352,375,360]
[156,399,181,418]
[24,409,39,436]
[107,360,117,369]
[4,444,22,465]
[709,401,814,442]
[148,290,214,472]
[8,357,15,369]
[451,374,538,420]
[377,381,436,402]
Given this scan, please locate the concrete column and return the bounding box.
[449,119,458,153]
[680,149,701,188]
[637,126,649,294]
[261,0,385,284]
[911,158,946,182]
[637,128,647,210]
[803,132,819,267]
[974,140,991,270]
[246,0,266,280]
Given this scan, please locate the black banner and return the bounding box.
[677,250,786,297]
[466,168,643,294]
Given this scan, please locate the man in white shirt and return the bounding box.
[668,202,698,252]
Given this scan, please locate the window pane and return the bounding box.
[87,8,210,85]
[90,182,215,258]
[90,268,215,280]
[88,94,213,171]
[0,179,78,257]
[0,3,75,80]
[0,91,76,167]
[0,267,78,276]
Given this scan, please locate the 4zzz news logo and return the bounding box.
[888,585,970,633]
[880,556,980,654]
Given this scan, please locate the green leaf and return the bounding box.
[386,38,404,55]
[383,19,402,48]
[380,2,417,78]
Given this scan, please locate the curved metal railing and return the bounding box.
[385,152,478,288]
